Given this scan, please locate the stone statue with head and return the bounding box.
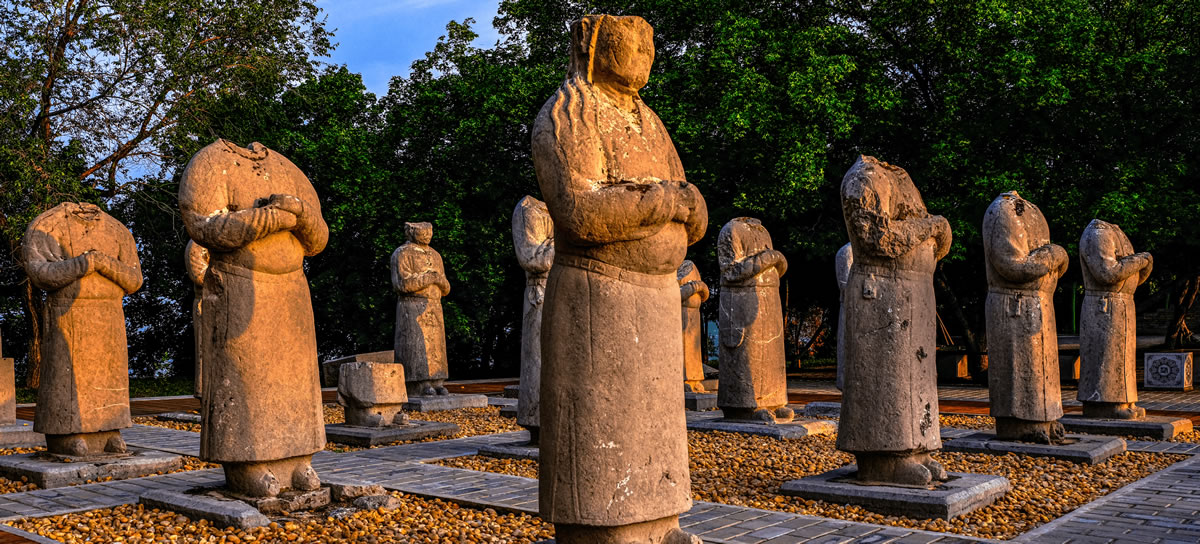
[391,221,452,398]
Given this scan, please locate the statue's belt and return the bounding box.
[850,264,929,282]
[1083,290,1134,299]
[554,254,672,288]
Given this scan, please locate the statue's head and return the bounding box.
[405,222,433,245]
[568,15,654,96]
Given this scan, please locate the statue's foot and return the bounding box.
[292,462,320,491]
[683,381,706,394]
[392,412,410,426]
[420,384,437,396]
[60,436,89,457]
[856,453,936,486]
[996,417,1066,444]
[238,466,280,498]
[921,457,948,481]
[105,434,127,454]
[663,528,703,544]
[1083,402,1147,420]
[435,386,449,396]
[751,408,776,422]
[774,406,795,423]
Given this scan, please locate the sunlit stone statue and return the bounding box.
[678,260,710,393]
[1079,219,1153,419]
[391,222,452,398]
[835,243,853,391]
[717,217,792,422]
[185,240,210,399]
[180,139,328,498]
[512,196,554,443]
[983,192,1068,443]
[839,156,952,486]
[532,14,707,544]
[22,202,141,457]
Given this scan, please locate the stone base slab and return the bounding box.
[0,422,44,448]
[324,420,458,447]
[802,401,842,418]
[503,385,520,398]
[0,449,181,488]
[404,394,488,413]
[684,392,717,412]
[687,417,836,439]
[1060,415,1193,440]
[477,441,539,460]
[140,489,270,529]
[499,405,516,418]
[942,432,1125,464]
[227,487,331,515]
[487,396,517,407]
[156,412,202,424]
[780,466,1010,519]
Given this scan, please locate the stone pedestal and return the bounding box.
[1144,352,1194,391]
[324,420,458,447]
[403,393,488,413]
[140,486,331,529]
[0,421,43,449]
[686,414,835,440]
[684,392,717,412]
[337,361,407,427]
[780,466,1010,519]
[942,432,1125,464]
[478,441,540,460]
[802,402,842,418]
[1060,415,1193,440]
[0,449,180,488]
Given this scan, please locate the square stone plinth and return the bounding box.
[0,421,44,448]
[140,489,270,529]
[404,394,488,412]
[478,441,539,460]
[803,401,842,418]
[0,449,181,488]
[942,432,1125,464]
[684,392,717,411]
[1144,352,1194,391]
[1060,415,1193,440]
[686,417,836,439]
[780,466,1010,519]
[325,420,458,447]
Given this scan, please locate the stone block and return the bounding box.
[338,362,407,406]
[503,385,521,398]
[0,449,181,488]
[941,432,1125,464]
[684,392,717,412]
[686,417,836,440]
[1060,415,1193,440]
[779,466,1010,519]
[353,494,399,510]
[320,476,385,502]
[478,441,540,460]
[0,357,14,426]
[324,420,458,447]
[0,421,44,448]
[228,487,330,515]
[1144,352,1194,391]
[1060,354,1081,381]
[802,401,841,418]
[140,489,270,529]
[321,351,394,387]
[403,393,487,413]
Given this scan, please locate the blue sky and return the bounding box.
[317,0,504,96]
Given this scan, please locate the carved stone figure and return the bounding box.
[22,202,141,457]
[513,196,554,443]
[185,240,210,399]
[835,243,853,391]
[838,156,952,486]
[983,192,1068,443]
[532,14,706,544]
[717,218,792,422]
[179,140,328,498]
[391,222,452,398]
[1078,219,1153,419]
[678,260,710,393]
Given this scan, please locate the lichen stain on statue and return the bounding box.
[982,191,1068,443]
[532,14,705,544]
[677,260,709,393]
[22,202,142,459]
[1078,219,1153,419]
[513,196,554,444]
[179,139,328,498]
[716,217,792,423]
[838,156,953,486]
[391,221,452,398]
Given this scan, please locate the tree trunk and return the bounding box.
[934,265,986,382]
[23,281,43,389]
[1166,275,1199,349]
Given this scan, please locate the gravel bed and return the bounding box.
[940,413,995,430]
[323,405,521,453]
[133,416,201,433]
[7,492,553,543]
[437,430,1186,540]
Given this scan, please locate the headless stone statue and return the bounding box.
[22,202,141,458]
[678,260,710,393]
[391,222,451,398]
[838,156,952,486]
[179,140,328,498]
[532,14,706,544]
[1078,219,1153,419]
[512,196,554,443]
[835,243,853,391]
[717,218,792,422]
[982,192,1068,443]
[185,240,210,399]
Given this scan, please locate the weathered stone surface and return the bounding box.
[780,467,1010,520]
[179,139,328,498]
[320,476,386,502]
[941,432,1125,464]
[0,422,44,448]
[513,195,554,441]
[320,351,392,388]
[324,420,458,447]
[353,494,400,511]
[532,13,706,541]
[0,449,179,489]
[0,347,13,426]
[678,260,710,394]
[683,392,717,412]
[982,192,1068,443]
[839,156,952,486]
[186,240,210,399]
[140,489,270,529]
[717,217,790,424]
[392,222,452,398]
[157,412,203,424]
[1078,219,1153,419]
[1060,414,1193,440]
[803,402,842,418]
[22,202,141,458]
[403,393,487,413]
[835,243,852,391]
[478,440,541,460]
[687,416,836,440]
[229,486,330,515]
[337,361,408,427]
[1144,352,1194,391]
